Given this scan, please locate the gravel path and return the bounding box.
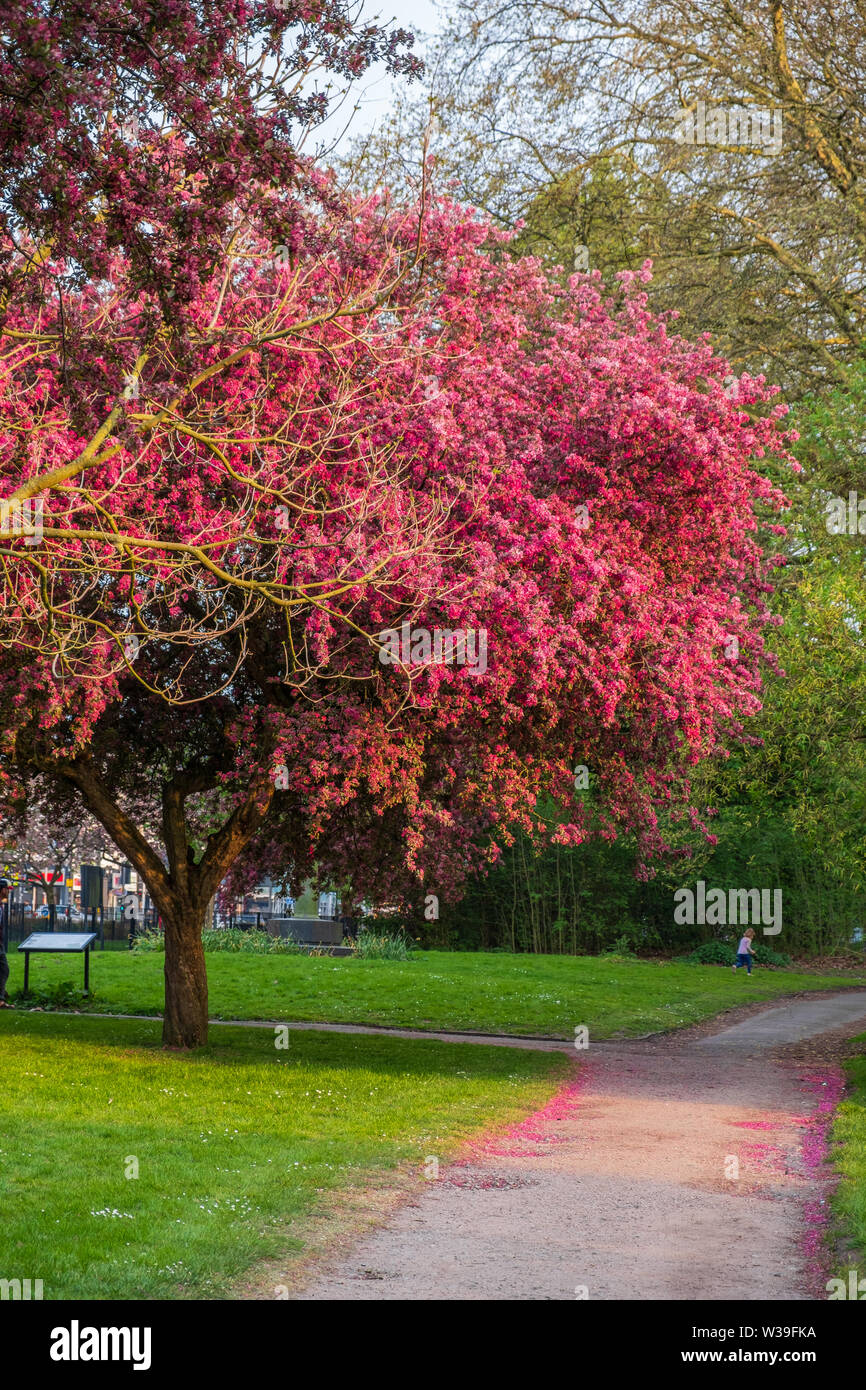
[292,991,866,1301]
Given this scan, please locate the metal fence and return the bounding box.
[2,905,353,948]
[219,909,341,930]
[3,902,159,952]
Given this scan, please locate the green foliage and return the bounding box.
[131,929,165,953]
[437,799,861,958]
[201,928,303,955]
[685,941,734,966]
[133,927,308,956]
[511,157,662,285]
[751,942,793,967]
[791,358,866,497]
[12,978,91,1009]
[685,940,792,967]
[354,931,415,961]
[599,933,639,959]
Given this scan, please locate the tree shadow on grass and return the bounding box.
[0,1009,570,1084]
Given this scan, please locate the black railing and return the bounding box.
[3,903,159,951]
[220,908,341,930]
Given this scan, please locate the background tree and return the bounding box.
[3,803,125,911]
[339,0,866,957]
[434,367,866,960]
[365,0,866,397]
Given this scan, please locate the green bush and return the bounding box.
[354,931,415,961]
[12,978,91,1009]
[132,927,304,955]
[686,940,735,965]
[201,928,302,954]
[131,929,165,953]
[685,939,791,966]
[599,933,638,959]
[751,941,792,966]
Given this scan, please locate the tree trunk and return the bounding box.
[46,756,276,1051]
[163,902,209,1048]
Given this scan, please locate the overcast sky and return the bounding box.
[310,0,443,155]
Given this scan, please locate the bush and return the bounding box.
[201,928,302,954]
[131,929,165,953]
[751,941,792,967]
[685,939,792,967]
[599,933,639,959]
[686,940,735,965]
[133,927,305,955]
[12,979,91,1009]
[354,931,415,961]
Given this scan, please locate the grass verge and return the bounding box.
[6,948,864,1039]
[831,1032,866,1291]
[0,1010,567,1300]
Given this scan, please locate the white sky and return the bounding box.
[309,0,443,155]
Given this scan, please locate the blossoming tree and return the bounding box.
[0,5,794,1048]
[1,188,793,1044]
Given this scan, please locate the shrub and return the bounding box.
[685,938,792,966]
[354,931,415,961]
[751,941,792,966]
[686,940,734,965]
[201,928,302,954]
[12,979,91,1009]
[131,929,165,953]
[134,926,320,955]
[599,933,638,959]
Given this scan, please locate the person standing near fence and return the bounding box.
[0,877,11,1007]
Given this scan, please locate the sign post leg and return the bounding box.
[84,947,90,995]
[23,951,29,994]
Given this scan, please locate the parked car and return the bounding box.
[37,905,85,922]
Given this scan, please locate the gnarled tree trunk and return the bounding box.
[50,754,276,1052]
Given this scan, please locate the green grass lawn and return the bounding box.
[833,1035,866,1284]
[0,1011,568,1300]
[7,948,864,1039]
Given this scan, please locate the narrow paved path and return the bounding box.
[693,991,866,1047]
[65,1011,577,1049]
[290,991,866,1301]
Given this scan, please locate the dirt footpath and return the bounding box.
[292,992,866,1301]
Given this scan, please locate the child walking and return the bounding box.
[732,928,756,975]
